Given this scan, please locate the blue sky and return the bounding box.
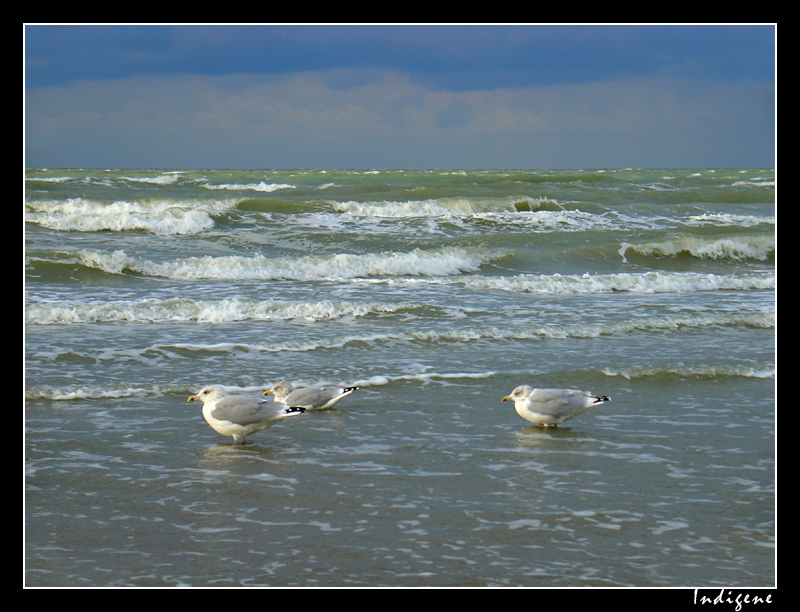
[24,24,776,169]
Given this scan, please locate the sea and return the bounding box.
[24,168,775,588]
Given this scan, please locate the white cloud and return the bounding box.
[25,69,774,169]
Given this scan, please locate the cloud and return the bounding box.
[24,24,775,168]
[25,24,775,90]
[25,67,775,169]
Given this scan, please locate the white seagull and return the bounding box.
[264,380,358,411]
[501,385,609,427]
[188,384,305,443]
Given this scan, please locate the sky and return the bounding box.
[24,24,776,170]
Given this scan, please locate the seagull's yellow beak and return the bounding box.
[263,389,273,396]
[501,396,511,402]
[187,395,197,402]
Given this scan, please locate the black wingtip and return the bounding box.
[343,386,358,393]
[288,406,307,413]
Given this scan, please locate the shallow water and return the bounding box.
[25,373,775,587]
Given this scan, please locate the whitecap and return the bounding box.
[68,246,506,281]
[120,173,181,185]
[360,271,775,295]
[25,197,236,235]
[203,181,296,192]
[25,297,418,325]
[619,234,775,262]
[600,364,776,380]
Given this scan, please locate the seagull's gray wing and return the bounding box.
[528,389,604,418]
[283,385,357,410]
[211,395,292,426]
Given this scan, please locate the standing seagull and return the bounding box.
[188,384,305,443]
[501,385,609,427]
[264,380,358,411]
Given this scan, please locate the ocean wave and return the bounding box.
[203,181,296,192]
[25,297,419,325]
[154,312,774,354]
[23,370,505,402]
[686,213,774,227]
[601,364,775,380]
[451,271,775,294]
[120,172,182,185]
[25,359,773,403]
[732,178,775,188]
[349,370,499,388]
[619,233,775,262]
[329,196,568,218]
[331,198,481,217]
[27,272,772,327]
[61,246,506,281]
[328,197,624,231]
[24,383,184,402]
[25,175,72,183]
[25,197,237,235]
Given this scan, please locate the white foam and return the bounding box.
[121,173,181,185]
[69,246,506,281]
[619,234,775,262]
[25,297,416,325]
[601,364,776,380]
[686,213,774,227]
[355,270,775,295]
[203,181,296,192]
[331,198,485,218]
[732,178,775,187]
[452,271,775,294]
[184,312,773,354]
[25,175,72,183]
[329,198,623,233]
[24,384,159,401]
[25,197,237,235]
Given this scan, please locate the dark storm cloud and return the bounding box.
[23,24,776,169]
[25,24,774,90]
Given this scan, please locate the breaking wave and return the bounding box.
[25,197,237,235]
[37,246,506,281]
[25,298,419,325]
[619,233,774,262]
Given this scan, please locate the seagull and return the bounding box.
[188,384,305,443]
[264,380,358,410]
[501,385,609,427]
